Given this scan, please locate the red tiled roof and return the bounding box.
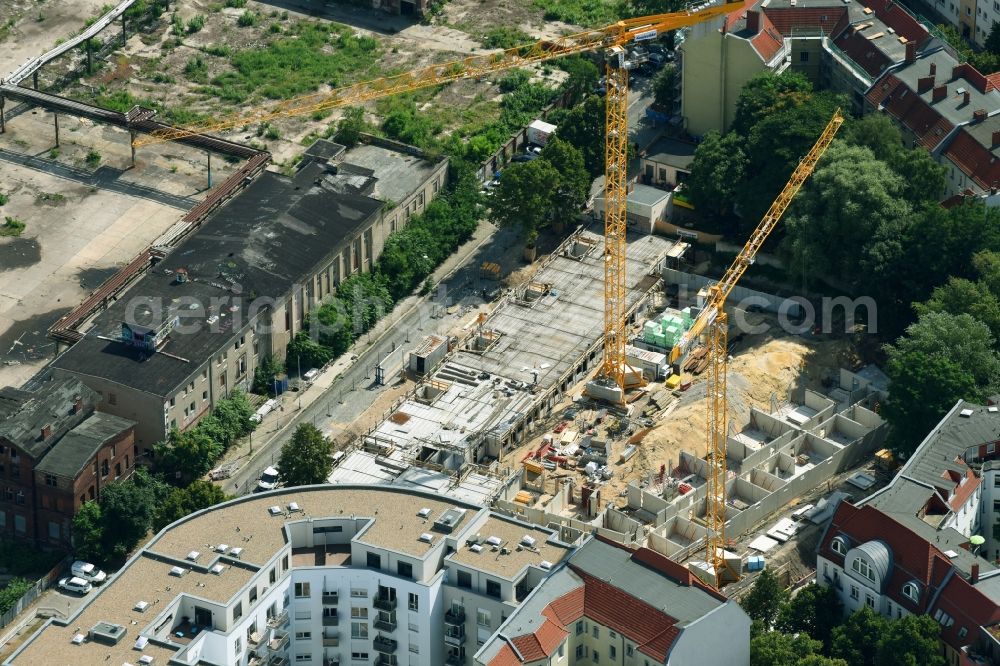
[509,619,568,662]
[865,75,954,149]
[543,585,585,625]
[834,29,892,77]
[488,643,522,666]
[933,573,1000,649]
[751,11,785,62]
[859,0,926,42]
[762,6,847,36]
[573,569,681,662]
[944,127,1000,190]
[724,0,757,32]
[947,470,981,511]
[988,72,1000,91]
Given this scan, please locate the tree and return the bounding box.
[987,21,1000,55]
[72,501,105,563]
[154,480,229,532]
[652,65,678,109]
[286,331,334,374]
[892,148,946,204]
[552,95,605,177]
[842,113,902,162]
[785,143,909,288]
[741,568,787,628]
[278,423,334,487]
[732,70,813,137]
[876,615,945,666]
[685,130,747,218]
[797,656,849,666]
[559,56,599,106]
[155,427,224,485]
[776,583,843,649]
[916,277,1000,343]
[750,630,823,666]
[0,578,32,615]
[489,159,560,242]
[830,607,888,666]
[253,355,284,395]
[334,107,368,148]
[540,137,591,229]
[212,389,255,444]
[98,468,168,561]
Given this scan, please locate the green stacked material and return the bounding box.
[643,310,693,348]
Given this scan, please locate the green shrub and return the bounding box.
[0,193,7,205]
[186,15,205,33]
[481,26,532,49]
[225,0,247,6]
[85,150,101,166]
[170,12,184,35]
[184,56,208,83]
[0,217,25,237]
[237,10,257,26]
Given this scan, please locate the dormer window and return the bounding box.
[852,557,876,582]
[902,581,920,602]
[831,536,848,556]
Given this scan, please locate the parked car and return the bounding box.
[526,144,543,155]
[647,52,666,68]
[58,576,93,595]
[511,153,539,163]
[257,466,280,492]
[71,561,107,585]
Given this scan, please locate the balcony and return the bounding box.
[323,658,341,666]
[375,656,398,666]
[445,654,465,666]
[322,614,339,627]
[322,590,339,604]
[374,596,397,611]
[374,617,397,632]
[267,610,289,628]
[444,628,464,647]
[268,629,289,652]
[444,608,465,625]
[322,633,339,647]
[373,634,397,653]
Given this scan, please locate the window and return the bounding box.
[351,607,368,619]
[397,561,413,579]
[409,622,418,632]
[609,630,616,639]
[367,552,381,569]
[902,582,919,602]
[295,631,312,640]
[610,645,616,659]
[593,650,600,663]
[44,474,57,487]
[456,570,472,589]
[592,626,599,638]
[108,392,116,405]
[558,643,565,658]
[235,637,242,656]
[351,622,369,639]
[477,609,491,627]
[202,391,208,400]
[959,627,968,639]
[48,521,60,539]
[850,585,859,600]
[799,51,809,61]
[13,515,24,534]
[865,594,875,609]
[295,582,311,598]
[350,588,367,598]
[852,558,875,582]
[409,643,419,654]
[408,592,418,611]
[250,586,258,604]
[294,655,311,663]
[576,621,584,636]
[486,579,501,599]
[831,536,847,556]
[351,653,369,661]
[576,646,585,659]
[233,602,243,622]
[626,645,634,657]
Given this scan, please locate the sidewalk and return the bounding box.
[212,219,499,481]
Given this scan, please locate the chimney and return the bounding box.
[963,90,971,105]
[975,108,988,122]
[993,130,1000,148]
[40,424,51,440]
[905,40,916,62]
[72,395,83,414]
[972,563,980,584]
[932,84,948,102]
[954,64,966,80]
[930,62,937,76]
[917,75,935,93]
[747,10,760,32]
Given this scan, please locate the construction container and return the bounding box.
[524,461,544,475]
[665,374,681,390]
[746,555,766,572]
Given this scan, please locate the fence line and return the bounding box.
[0,555,71,631]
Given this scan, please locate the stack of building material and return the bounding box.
[642,308,694,349]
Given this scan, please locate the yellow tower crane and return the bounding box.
[132,2,741,398]
[668,109,844,585]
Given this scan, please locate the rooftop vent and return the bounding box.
[215,544,229,553]
[470,544,484,553]
[417,508,431,518]
[288,502,301,513]
[486,536,502,547]
[989,407,998,413]
[211,564,225,575]
[269,505,282,516]
[134,636,149,650]
[133,601,149,613]
[186,551,200,562]
[169,566,187,577]
[539,560,553,570]
[520,535,537,548]
[433,507,467,534]
[139,656,154,665]
[230,547,243,559]
[71,633,86,645]
[419,533,434,544]
[945,549,959,558]
[960,409,975,418]
[89,622,127,646]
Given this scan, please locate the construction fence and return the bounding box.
[0,555,71,632]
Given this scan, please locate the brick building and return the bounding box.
[0,377,135,547]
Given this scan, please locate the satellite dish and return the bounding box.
[971,535,986,545]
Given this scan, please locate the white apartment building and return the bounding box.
[7,486,748,666]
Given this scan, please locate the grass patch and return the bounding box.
[85,150,102,167]
[225,0,247,6]
[237,10,258,27]
[207,22,380,103]
[184,56,209,83]
[0,193,7,205]
[36,192,65,204]
[1,217,25,237]
[480,26,533,49]
[186,14,205,34]
[533,0,620,27]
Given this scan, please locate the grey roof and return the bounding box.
[303,138,346,162]
[345,143,441,205]
[0,377,97,458]
[852,539,893,584]
[973,570,1000,604]
[568,537,723,626]
[35,412,135,478]
[52,157,385,397]
[960,113,1000,155]
[893,50,1000,126]
[643,137,697,170]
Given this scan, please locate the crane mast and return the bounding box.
[690,110,844,582]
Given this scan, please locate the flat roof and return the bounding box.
[643,137,697,170]
[345,143,441,206]
[448,514,572,579]
[51,161,384,397]
[895,50,1000,126]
